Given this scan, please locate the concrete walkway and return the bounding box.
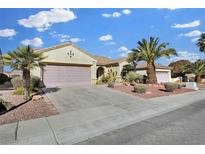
[0,87,205,144]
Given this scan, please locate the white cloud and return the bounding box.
[112,12,121,18]
[172,20,200,28]
[102,13,112,18]
[169,51,200,62]
[18,9,76,32]
[50,31,84,43]
[0,29,17,37]
[50,31,70,42]
[180,30,202,37]
[118,46,129,52]
[99,34,113,42]
[102,12,121,18]
[122,9,131,15]
[118,46,131,57]
[69,37,84,43]
[21,37,44,47]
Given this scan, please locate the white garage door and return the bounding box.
[156,71,170,83]
[43,65,91,87]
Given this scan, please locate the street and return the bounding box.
[77,99,205,145]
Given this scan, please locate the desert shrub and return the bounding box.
[107,81,115,88]
[130,81,137,86]
[101,75,109,83]
[0,73,9,85]
[125,71,142,83]
[164,82,178,92]
[96,80,103,85]
[11,76,23,89]
[133,85,147,93]
[13,86,24,95]
[0,98,7,113]
[107,69,117,82]
[101,69,117,83]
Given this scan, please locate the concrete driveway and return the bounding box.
[44,85,144,114]
[1,86,205,144]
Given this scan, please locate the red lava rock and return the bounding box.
[0,93,59,125]
[112,83,195,99]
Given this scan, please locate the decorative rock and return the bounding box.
[32,95,43,101]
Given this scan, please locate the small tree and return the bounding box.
[121,64,135,78]
[183,59,205,83]
[3,46,46,100]
[169,60,191,81]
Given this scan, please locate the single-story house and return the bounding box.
[31,42,97,87]
[30,42,172,87]
[135,62,172,83]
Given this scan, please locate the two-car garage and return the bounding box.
[43,65,91,87]
[31,43,97,87]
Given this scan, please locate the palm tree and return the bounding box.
[183,59,205,83]
[3,46,45,100]
[197,33,205,52]
[128,37,177,84]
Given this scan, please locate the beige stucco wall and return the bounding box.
[136,69,171,82]
[31,44,97,84]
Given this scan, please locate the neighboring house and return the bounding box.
[135,62,172,83]
[94,56,128,81]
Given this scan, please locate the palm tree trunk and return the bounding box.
[23,69,31,100]
[195,75,201,83]
[147,61,157,84]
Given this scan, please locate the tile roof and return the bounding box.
[93,56,127,66]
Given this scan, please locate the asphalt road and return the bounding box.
[77,99,205,145]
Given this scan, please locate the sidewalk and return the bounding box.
[0,90,204,145]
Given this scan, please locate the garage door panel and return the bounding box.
[156,72,169,83]
[43,65,91,87]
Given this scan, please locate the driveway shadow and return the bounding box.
[43,87,61,94]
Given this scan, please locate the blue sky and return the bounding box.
[0,8,205,65]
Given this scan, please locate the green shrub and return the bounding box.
[0,98,8,112]
[0,98,12,111]
[11,76,23,89]
[100,69,117,83]
[107,69,117,82]
[13,86,24,95]
[125,71,142,83]
[0,73,9,85]
[101,75,109,83]
[164,82,178,92]
[96,80,103,85]
[108,81,115,88]
[133,85,147,93]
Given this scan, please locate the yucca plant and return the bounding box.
[128,37,177,83]
[3,46,46,100]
